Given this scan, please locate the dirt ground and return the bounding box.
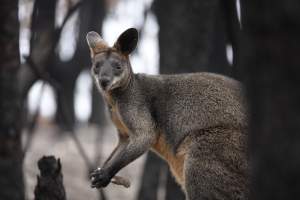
[23,121,147,200]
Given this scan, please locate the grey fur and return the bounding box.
[86,31,106,48]
[87,28,249,200]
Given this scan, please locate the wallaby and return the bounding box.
[86,28,249,200]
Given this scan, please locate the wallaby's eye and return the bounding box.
[115,65,122,70]
[112,61,122,70]
[93,62,102,74]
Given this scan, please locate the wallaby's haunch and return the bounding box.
[87,28,249,200]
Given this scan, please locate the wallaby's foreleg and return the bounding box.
[101,134,128,167]
[90,131,156,188]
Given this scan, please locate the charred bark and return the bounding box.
[240,0,300,199]
[0,1,25,199]
[153,0,229,74]
[34,156,66,200]
[137,152,166,200]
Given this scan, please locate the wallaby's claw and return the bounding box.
[90,167,130,188]
[89,167,101,179]
[90,168,111,188]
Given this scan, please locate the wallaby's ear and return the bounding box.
[113,28,138,55]
[86,31,108,58]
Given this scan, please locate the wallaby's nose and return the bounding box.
[100,77,110,89]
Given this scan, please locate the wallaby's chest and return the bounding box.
[108,103,130,138]
[103,92,130,137]
[109,106,129,137]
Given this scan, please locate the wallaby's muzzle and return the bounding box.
[100,77,110,90]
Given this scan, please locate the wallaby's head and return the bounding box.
[86,28,138,92]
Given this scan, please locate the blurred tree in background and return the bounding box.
[240,0,300,199]
[51,0,106,130]
[19,0,106,131]
[154,0,230,75]
[0,0,25,199]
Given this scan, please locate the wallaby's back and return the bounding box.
[135,72,247,150]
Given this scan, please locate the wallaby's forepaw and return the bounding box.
[90,168,111,188]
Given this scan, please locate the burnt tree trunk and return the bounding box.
[0,1,25,200]
[34,156,66,200]
[137,151,166,200]
[240,0,300,199]
[154,0,229,74]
